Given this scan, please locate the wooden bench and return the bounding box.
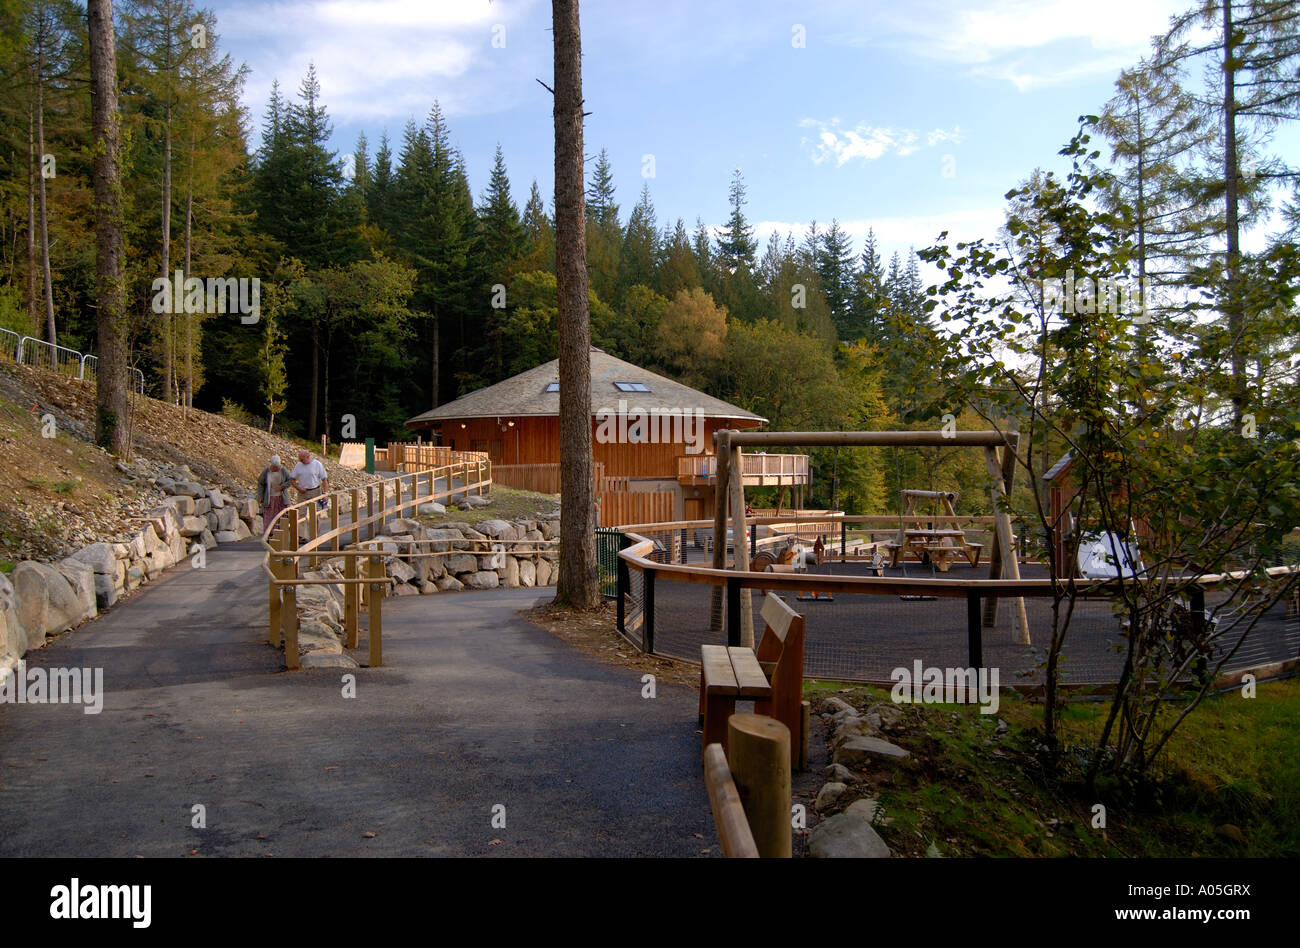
[753,593,809,769]
[698,645,771,753]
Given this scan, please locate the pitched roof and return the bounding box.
[406,349,767,427]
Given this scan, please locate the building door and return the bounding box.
[684,498,703,522]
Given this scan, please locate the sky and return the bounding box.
[208,0,1295,270]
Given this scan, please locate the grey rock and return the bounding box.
[444,553,478,575]
[833,736,910,767]
[199,529,217,550]
[822,763,859,784]
[192,496,212,516]
[502,555,520,588]
[519,560,536,588]
[814,782,848,811]
[435,575,464,592]
[385,557,417,584]
[417,502,446,516]
[214,531,240,543]
[845,798,882,823]
[821,696,856,716]
[160,494,195,517]
[179,516,208,537]
[68,542,116,576]
[465,570,500,589]
[808,813,892,859]
[300,651,357,669]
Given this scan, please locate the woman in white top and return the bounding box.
[258,455,292,525]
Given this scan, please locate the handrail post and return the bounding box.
[329,493,339,551]
[966,589,983,689]
[344,553,359,649]
[268,523,283,647]
[367,550,383,667]
[350,488,360,547]
[283,515,299,670]
[644,567,656,654]
[727,576,741,647]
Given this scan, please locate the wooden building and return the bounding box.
[405,349,810,522]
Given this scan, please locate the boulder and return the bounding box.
[12,561,94,650]
[232,518,252,541]
[214,531,240,543]
[147,504,185,540]
[160,494,195,517]
[808,813,892,859]
[536,559,552,587]
[67,542,116,577]
[391,583,419,597]
[385,557,417,584]
[179,516,209,537]
[476,519,517,541]
[845,799,883,823]
[192,496,212,516]
[832,736,910,768]
[236,497,257,520]
[502,555,520,588]
[422,528,464,553]
[215,506,240,533]
[820,696,857,716]
[461,494,490,508]
[519,560,536,588]
[0,572,25,663]
[417,502,445,516]
[445,553,478,575]
[57,559,98,619]
[208,488,226,508]
[435,575,464,592]
[126,565,144,590]
[822,763,860,785]
[171,480,205,498]
[383,518,418,536]
[416,580,438,595]
[199,529,217,550]
[464,570,499,589]
[539,520,560,540]
[814,782,848,811]
[155,476,176,493]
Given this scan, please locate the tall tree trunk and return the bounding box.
[161,101,173,403]
[89,0,129,456]
[26,103,36,327]
[184,132,194,413]
[1221,0,1244,427]
[431,313,440,408]
[552,0,598,609]
[309,317,320,440]
[35,50,55,345]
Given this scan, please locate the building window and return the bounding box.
[614,381,649,392]
[544,381,559,392]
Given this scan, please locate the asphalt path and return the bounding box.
[0,539,715,857]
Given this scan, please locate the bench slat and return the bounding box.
[728,647,772,698]
[701,644,739,693]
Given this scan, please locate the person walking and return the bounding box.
[290,448,329,504]
[258,454,292,525]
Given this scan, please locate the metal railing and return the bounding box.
[3,334,145,394]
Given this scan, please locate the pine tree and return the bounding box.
[715,168,756,271]
[616,181,658,303]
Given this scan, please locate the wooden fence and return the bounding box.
[492,462,628,494]
[387,442,489,472]
[598,490,674,527]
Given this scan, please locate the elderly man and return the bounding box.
[289,448,329,504]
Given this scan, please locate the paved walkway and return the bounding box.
[0,541,714,857]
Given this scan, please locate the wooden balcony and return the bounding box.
[677,452,810,487]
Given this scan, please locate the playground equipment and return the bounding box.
[885,489,984,571]
[796,537,833,602]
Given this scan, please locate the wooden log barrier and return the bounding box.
[727,713,792,858]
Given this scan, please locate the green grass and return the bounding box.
[805,676,1300,857]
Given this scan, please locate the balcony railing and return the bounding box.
[677,452,810,484]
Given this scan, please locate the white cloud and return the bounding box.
[225,0,545,129]
[800,119,963,166]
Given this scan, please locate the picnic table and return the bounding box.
[882,490,988,571]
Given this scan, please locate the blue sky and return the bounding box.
[209,0,1292,269]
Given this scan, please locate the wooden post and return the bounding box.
[367,551,383,667]
[329,493,339,551]
[702,744,760,858]
[282,515,299,670]
[730,444,753,647]
[727,713,791,858]
[350,489,360,547]
[268,523,283,647]
[366,485,375,541]
[307,498,319,544]
[344,553,359,649]
[799,701,811,771]
[984,445,1030,645]
[709,432,732,633]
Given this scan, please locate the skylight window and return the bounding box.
[544,382,559,392]
[614,381,649,392]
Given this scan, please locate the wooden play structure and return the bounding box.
[710,429,1030,646]
[884,489,985,572]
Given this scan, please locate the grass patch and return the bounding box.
[806,676,1300,857]
[415,485,559,527]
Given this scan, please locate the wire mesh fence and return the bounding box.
[612,524,1300,687]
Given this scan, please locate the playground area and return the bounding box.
[626,541,1300,686]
